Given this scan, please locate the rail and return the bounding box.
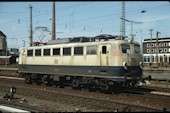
[0,99,44,112]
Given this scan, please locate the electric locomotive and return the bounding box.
[18,34,143,92]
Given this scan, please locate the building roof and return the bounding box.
[144,37,170,41]
[0,31,6,38]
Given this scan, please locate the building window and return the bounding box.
[169,48,170,52]
[147,49,150,53]
[151,56,155,63]
[87,45,97,54]
[144,56,148,62]
[27,50,33,56]
[147,43,150,47]
[44,49,50,56]
[144,56,151,62]
[53,48,60,55]
[164,48,167,53]
[160,56,163,62]
[74,46,83,55]
[148,56,150,62]
[159,43,163,47]
[63,47,71,55]
[164,42,167,46]
[35,49,41,56]
[159,48,163,53]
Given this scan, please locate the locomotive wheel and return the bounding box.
[59,78,65,88]
[88,84,96,92]
[25,75,32,84]
[112,83,122,94]
[54,81,58,87]
[100,85,110,94]
[46,80,53,86]
[72,79,81,90]
[88,86,93,92]
[36,81,41,85]
[35,75,42,85]
[59,83,65,88]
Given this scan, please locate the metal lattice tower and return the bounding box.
[120,1,125,38]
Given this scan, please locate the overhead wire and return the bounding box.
[137,2,170,29]
[0,2,93,25]
[1,2,169,28]
[2,2,170,44]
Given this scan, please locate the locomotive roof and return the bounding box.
[21,39,140,50]
[31,34,129,45]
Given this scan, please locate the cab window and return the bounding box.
[121,44,130,53]
[134,44,141,54]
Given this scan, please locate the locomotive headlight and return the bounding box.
[139,61,143,68]
[123,62,128,70]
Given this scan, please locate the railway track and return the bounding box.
[0,75,170,94]
[39,92,161,112]
[0,77,169,111]
[123,88,170,109]
[0,83,163,112]
[0,99,45,112]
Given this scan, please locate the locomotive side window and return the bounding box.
[27,50,33,56]
[53,48,60,55]
[121,44,130,53]
[87,46,97,54]
[74,47,83,55]
[134,44,141,54]
[102,46,107,54]
[44,49,50,56]
[35,49,41,56]
[63,47,71,55]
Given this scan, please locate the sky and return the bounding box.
[0,1,170,48]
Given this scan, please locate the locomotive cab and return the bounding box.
[119,40,143,84]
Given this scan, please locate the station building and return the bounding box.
[0,31,7,53]
[0,31,19,65]
[143,37,170,67]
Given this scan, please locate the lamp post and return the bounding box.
[120,17,143,41]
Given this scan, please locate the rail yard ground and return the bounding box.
[0,67,170,112]
[0,77,170,112]
[0,65,170,112]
